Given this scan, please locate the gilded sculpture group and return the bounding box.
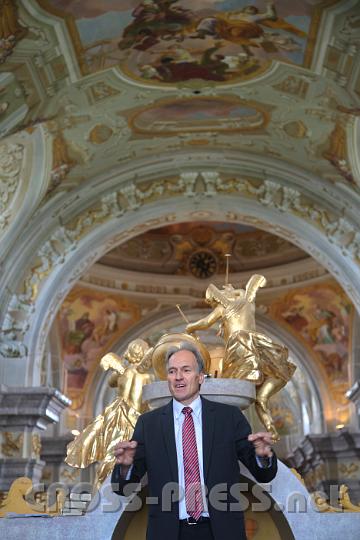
[66,274,296,488]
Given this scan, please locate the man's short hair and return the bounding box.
[165,342,205,373]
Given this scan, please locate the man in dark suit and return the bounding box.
[112,342,277,540]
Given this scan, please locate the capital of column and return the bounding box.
[0,385,71,430]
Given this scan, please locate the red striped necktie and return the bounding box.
[182,406,204,521]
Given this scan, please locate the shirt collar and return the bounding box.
[173,395,202,420]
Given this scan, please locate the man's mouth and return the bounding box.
[175,384,186,389]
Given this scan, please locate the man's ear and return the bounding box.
[199,372,205,385]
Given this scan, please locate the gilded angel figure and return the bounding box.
[65,338,155,489]
[186,274,296,441]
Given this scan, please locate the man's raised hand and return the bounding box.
[114,440,137,467]
[248,432,274,458]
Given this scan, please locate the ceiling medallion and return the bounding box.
[188,249,218,279]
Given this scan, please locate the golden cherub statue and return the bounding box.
[186,274,296,441]
[65,338,155,489]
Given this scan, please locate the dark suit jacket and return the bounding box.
[112,397,277,540]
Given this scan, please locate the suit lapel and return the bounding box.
[161,399,178,482]
[201,397,216,482]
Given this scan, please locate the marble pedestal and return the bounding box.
[0,386,70,490]
[286,429,360,501]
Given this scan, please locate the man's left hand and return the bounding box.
[248,432,274,458]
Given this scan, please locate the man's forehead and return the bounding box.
[168,350,197,365]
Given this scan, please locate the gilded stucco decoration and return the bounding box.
[313,485,360,513]
[0,477,65,517]
[1,432,23,457]
[31,433,41,458]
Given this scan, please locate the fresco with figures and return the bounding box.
[39,0,323,83]
[269,280,353,413]
[269,392,297,437]
[57,286,141,414]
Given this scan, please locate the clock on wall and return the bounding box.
[188,250,218,279]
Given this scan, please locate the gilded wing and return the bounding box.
[245,274,266,302]
[100,352,126,375]
[207,283,231,308]
[139,346,154,372]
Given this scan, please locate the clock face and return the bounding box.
[188,250,218,279]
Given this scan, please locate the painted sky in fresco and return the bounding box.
[42,0,315,81]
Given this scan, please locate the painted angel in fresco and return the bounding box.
[65,339,155,489]
[140,43,239,83]
[118,0,192,51]
[191,3,305,57]
[186,274,296,441]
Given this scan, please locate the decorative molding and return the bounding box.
[0,143,24,232]
[2,169,360,357]
[81,258,328,301]
[0,386,71,430]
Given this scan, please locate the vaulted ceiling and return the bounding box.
[2,0,360,196]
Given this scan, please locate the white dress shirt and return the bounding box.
[172,395,209,519]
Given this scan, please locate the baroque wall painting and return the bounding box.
[269,393,297,437]
[269,280,353,408]
[0,0,28,64]
[57,286,141,412]
[39,1,324,83]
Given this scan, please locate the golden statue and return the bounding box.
[0,477,65,517]
[313,484,360,513]
[186,274,296,441]
[339,485,360,512]
[65,338,155,489]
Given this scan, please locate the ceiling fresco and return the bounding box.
[127,95,271,135]
[99,221,308,276]
[0,0,359,200]
[38,0,317,84]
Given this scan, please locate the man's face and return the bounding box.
[167,349,205,405]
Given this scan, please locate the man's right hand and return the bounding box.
[114,440,137,476]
